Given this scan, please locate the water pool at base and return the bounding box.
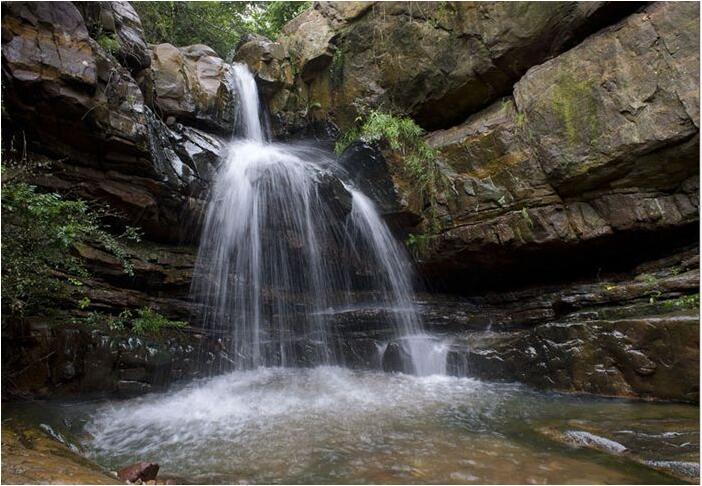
[7,367,698,484]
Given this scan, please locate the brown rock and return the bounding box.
[234,36,293,99]
[265,1,642,132]
[364,2,701,291]
[149,43,237,133]
[117,462,160,483]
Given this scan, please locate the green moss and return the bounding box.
[329,46,345,87]
[520,207,534,230]
[550,72,600,146]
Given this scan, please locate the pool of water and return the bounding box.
[5,367,698,484]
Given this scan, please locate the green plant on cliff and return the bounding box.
[1,165,140,316]
[132,307,187,335]
[80,307,187,336]
[660,294,700,311]
[335,110,444,233]
[96,33,121,55]
[329,46,345,87]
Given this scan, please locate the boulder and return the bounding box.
[234,35,293,99]
[148,43,237,134]
[381,341,414,374]
[117,462,159,483]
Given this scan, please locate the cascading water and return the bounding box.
[191,63,445,374]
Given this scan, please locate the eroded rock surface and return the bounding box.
[1,422,120,484]
[241,1,644,134]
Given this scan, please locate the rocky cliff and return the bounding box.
[239,1,700,401]
[1,1,699,402]
[1,1,230,397]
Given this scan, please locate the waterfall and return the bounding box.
[191,63,444,373]
[230,63,267,143]
[347,190,421,336]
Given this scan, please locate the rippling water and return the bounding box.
[11,367,697,484]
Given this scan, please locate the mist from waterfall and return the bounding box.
[191,63,443,374]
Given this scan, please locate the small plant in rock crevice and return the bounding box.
[96,33,121,55]
[335,110,446,234]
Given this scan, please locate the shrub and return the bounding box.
[1,166,140,316]
[335,110,444,232]
[80,307,187,336]
[131,307,187,335]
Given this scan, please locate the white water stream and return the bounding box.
[191,64,444,373]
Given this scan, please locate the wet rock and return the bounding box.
[562,430,628,454]
[539,415,700,483]
[338,142,417,227]
[381,342,414,374]
[1,423,120,484]
[234,35,294,99]
[462,313,700,402]
[117,462,160,483]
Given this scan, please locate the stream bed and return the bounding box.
[4,367,699,484]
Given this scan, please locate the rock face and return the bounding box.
[416,2,699,289]
[438,245,700,402]
[239,1,644,135]
[0,2,234,398]
[1,1,229,243]
[0,239,232,399]
[146,43,238,134]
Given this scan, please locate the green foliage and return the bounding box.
[1,167,140,316]
[405,233,432,259]
[133,1,310,56]
[660,294,700,311]
[96,33,121,55]
[329,46,345,87]
[80,307,187,336]
[252,1,311,39]
[335,110,444,233]
[131,307,187,335]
